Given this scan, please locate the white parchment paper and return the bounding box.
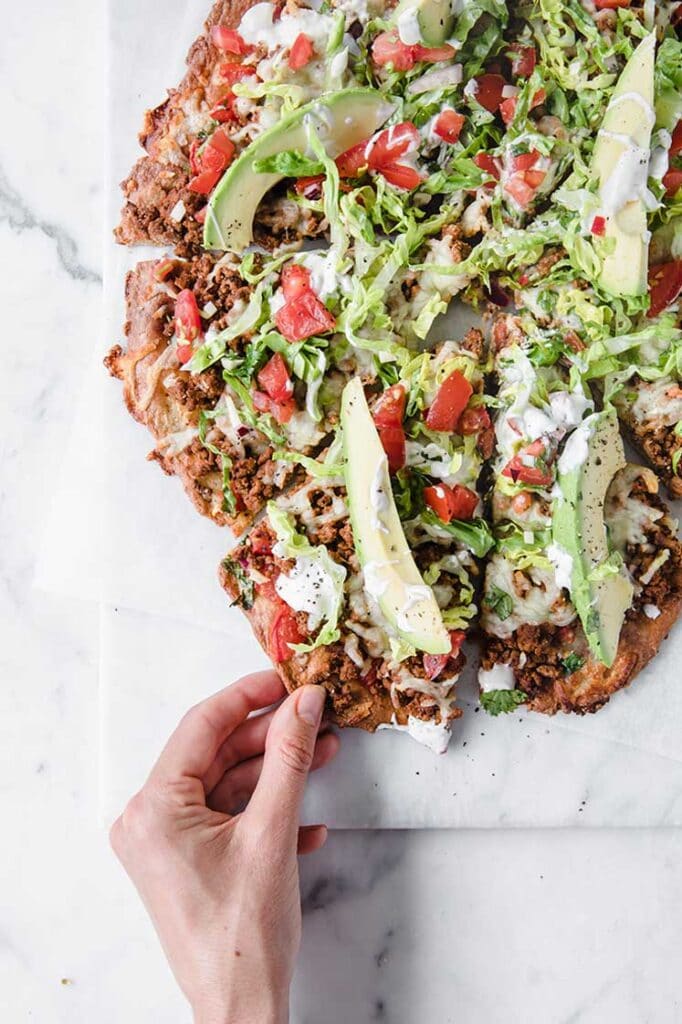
[36,0,682,825]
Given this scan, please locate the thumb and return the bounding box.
[245,685,326,843]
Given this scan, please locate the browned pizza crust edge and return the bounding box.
[619,412,682,501]
[104,260,254,533]
[115,0,258,247]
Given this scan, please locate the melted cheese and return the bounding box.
[483,553,576,638]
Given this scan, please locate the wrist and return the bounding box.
[194,992,288,1024]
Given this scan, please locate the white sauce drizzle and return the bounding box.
[275,557,339,630]
[547,542,574,593]
[478,663,516,692]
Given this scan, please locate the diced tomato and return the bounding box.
[378,424,406,473]
[448,484,479,520]
[594,0,630,7]
[504,174,537,208]
[423,651,449,680]
[647,260,682,319]
[275,290,336,342]
[450,629,466,654]
[373,384,407,429]
[523,168,546,189]
[473,73,506,113]
[379,162,422,190]
[194,207,207,224]
[207,128,236,162]
[423,630,466,680]
[337,123,422,187]
[412,43,456,63]
[249,526,272,556]
[270,605,304,663]
[457,406,491,436]
[188,168,220,194]
[509,43,536,78]
[294,174,325,198]
[663,169,682,198]
[371,31,416,71]
[424,482,478,522]
[188,130,235,194]
[176,344,194,365]
[252,390,272,413]
[371,31,455,70]
[270,398,297,424]
[671,121,682,158]
[502,441,553,487]
[423,484,451,522]
[252,389,295,424]
[425,370,474,432]
[211,26,250,54]
[336,140,369,178]
[510,150,539,173]
[500,88,544,126]
[474,152,501,184]
[499,97,517,126]
[219,62,253,84]
[525,439,546,457]
[433,109,465,145]
[367,122,420,169]
[288,32,314,70]
[175,289,203,343]
[200,145,228,177]
[591,215,606,236]
[210,100,237,124]
[258,352,293,403]
[281,263,311,301]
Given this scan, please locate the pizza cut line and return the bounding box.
[108,0,682,751]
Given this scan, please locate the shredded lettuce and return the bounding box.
[197,409,237,516]
[421,510,495,558]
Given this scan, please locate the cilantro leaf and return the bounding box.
[561,652,585,675]
[222,558,255,610]
[483,585,514,621]
[480,689,527,716]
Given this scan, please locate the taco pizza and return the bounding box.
[108,0,682,750]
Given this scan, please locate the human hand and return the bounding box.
[109,673,338,1024]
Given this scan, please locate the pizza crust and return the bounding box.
[116,0,249,246]
[105,258,301,534]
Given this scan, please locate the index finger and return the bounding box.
[149,671,286,789]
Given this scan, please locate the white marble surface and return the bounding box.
[5,1,682,1021]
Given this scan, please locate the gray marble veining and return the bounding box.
[4,2,682,1022]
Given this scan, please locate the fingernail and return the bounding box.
[297,686,325,726]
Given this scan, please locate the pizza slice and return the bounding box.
[220,335,494,749]
[609,226,682,499]
[105,249,370,533]
[115,0,377,251]
[478,331,682,716]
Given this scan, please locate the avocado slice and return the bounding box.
[393,0,454,46]
[204,89,395,253]
[591,32,656,298]
[340,378,450,656]
[552,411,634,666]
